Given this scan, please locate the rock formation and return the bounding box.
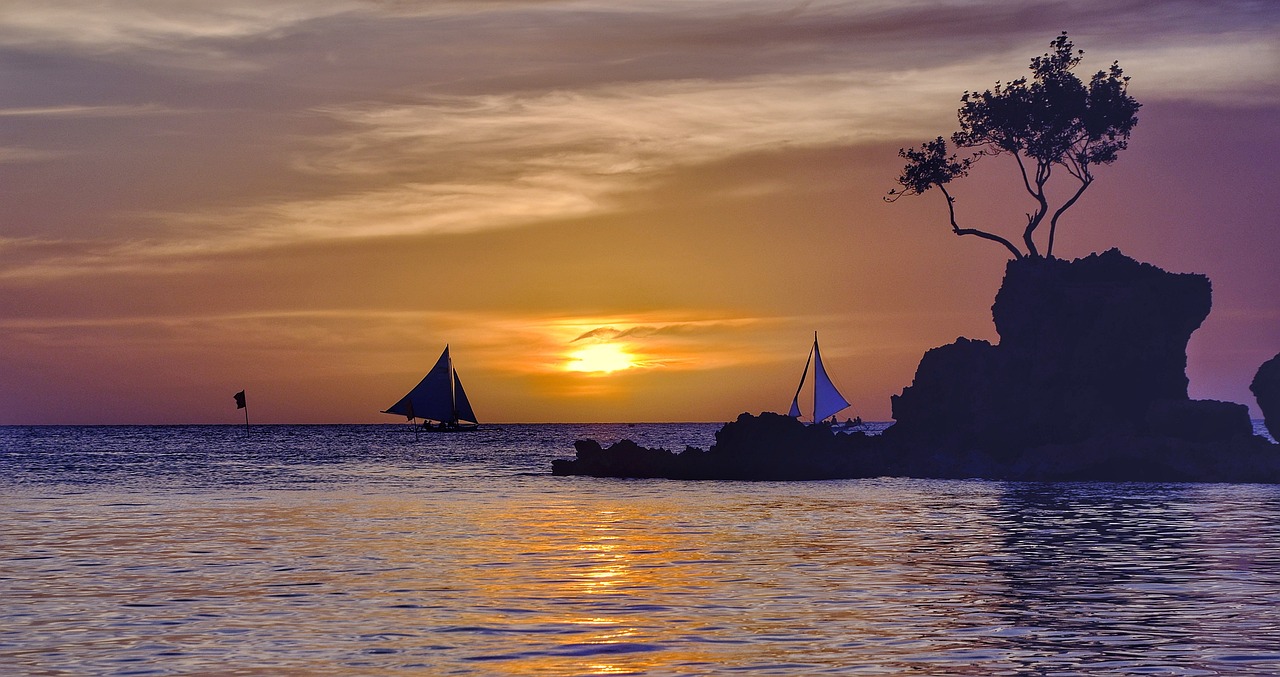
[553,413,891,480]
[553,250,1278,482]
[887,249,1251,455]
[1253,354,1280,440]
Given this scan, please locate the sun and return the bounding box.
[565,343,635,374]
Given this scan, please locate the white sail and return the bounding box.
[812,339,851,423]
[787,333,851,423]
[383,345,479,425]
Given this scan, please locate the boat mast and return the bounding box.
[811,332,852,424]
[812,332,819,423]
[446,344,457,425]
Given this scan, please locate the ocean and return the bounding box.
[4,422,1280,675]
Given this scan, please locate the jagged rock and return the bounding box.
[552,439,678,478]
[888,338,997,449]
[554,412,888,480]
[1253,354,1280,440]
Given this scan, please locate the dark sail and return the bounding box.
[383,346,457,423]
[453,370,477,424]
[787,344,813,418]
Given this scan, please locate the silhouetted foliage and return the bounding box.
[887,33,1141,259]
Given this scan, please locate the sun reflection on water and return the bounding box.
[428,500,722,675]
[9,473,1280,675]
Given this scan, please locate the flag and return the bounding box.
[234,390,246,409]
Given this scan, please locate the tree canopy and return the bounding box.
[887,33,1141,259]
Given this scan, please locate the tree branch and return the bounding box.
[1021,158,1050,258]
[1063,139,1087,180]
[940,185,1024,259]
[1046,174,1092,258]
[1013,152,1038,200]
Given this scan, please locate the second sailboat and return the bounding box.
[787,333,855,426]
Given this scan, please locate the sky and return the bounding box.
[1,0,1277,424]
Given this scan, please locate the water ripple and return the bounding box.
[4,426,1280,674]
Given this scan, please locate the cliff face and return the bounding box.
[1253,354,1280,440]
[889,249,1250,455]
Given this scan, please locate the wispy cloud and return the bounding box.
[1116,37,1280,105]
[2,66,967,278]
[306,70,965,178]
[0,146,69,163]
[0,308,797,384]
[1,0,1275,280]
[0,1,358,48]
[0,104,177,117]
[533,314,792,374]
[573,324,711,343]
[148,68,966,250]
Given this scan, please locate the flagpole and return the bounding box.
[234,390,250,436]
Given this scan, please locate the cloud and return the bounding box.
[1116,37,1280,105]
[178,69,964,244]
[0,0,1274,280]
[0,104,177,117]
[2,65,967,279]
[572,324,708,343]
[537,315,802,375]
[0,1,359,49]
[306,70,963,177]
[0,146,69,163]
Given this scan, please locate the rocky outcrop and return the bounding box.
[553,438,684,479]
[553,412,890,480]
[1253,354,1280,439]
[887,249,1249,455]
[553,250,1278,482]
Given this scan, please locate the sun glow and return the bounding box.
[565,343,635,374]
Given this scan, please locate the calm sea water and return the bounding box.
[4,423,1280,675]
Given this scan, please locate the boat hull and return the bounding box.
[420,423,480,433]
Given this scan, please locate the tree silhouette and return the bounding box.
[887,33,1141,259]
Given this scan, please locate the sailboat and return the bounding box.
[382,345,480,431]
[787,332,859,428]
